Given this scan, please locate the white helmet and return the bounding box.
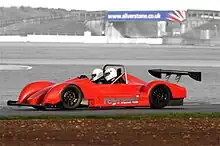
[104,68,117,81]
[91,68,103,81]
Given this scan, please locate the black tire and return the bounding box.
[60,84,83,109]
[149,84,171,109]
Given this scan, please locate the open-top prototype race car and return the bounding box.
[7,64,201,110]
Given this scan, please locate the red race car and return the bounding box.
[7,64,201,110]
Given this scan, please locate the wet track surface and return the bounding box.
[0,43,220,115]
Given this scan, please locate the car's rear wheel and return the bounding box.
[61,84,83,109]
[149,84,171,109]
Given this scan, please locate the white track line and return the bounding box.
[0,65,32,71]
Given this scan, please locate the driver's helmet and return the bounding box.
[104,68,117,81]
[91,68,103,81]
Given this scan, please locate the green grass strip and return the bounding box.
[1,112,220,120]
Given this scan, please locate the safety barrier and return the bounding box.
[0,35,163,44]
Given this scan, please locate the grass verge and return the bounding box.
[0,112,220,120]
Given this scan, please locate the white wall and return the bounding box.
[0,35,163,44]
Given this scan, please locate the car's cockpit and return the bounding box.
[91,64,127,85]
[113,68,126,84]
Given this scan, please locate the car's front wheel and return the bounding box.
[149,84,171,109]
[60,84,83,109]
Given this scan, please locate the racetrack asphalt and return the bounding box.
[1,42,220,115]
[1,104,220,116]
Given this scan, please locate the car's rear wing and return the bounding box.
[148,69,201,82]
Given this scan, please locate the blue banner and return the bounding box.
[105,10,186,22]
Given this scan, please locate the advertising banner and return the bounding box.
[105,10,186,22]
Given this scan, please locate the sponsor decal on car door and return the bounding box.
[101,84,141,105]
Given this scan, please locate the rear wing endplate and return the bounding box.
[148,69,201,82]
